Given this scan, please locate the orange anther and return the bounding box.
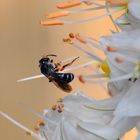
[107,46,117,52]
[63,38,70,42]
[108,90,113,97]
[57,98,63,102]
[38,120,45,126]
[83,0,93,5]
[69,33,75,38]
[47,12,70,19]
[40,20,64,26]
[107,0,128,6]
[26,131,31,136]
[57,1,82,9]
[58,108,63,113]
[75,34,86,44]
[52,104,57,110]
[33,126,40,131]
[115,57,124,63]
[78,75,85,83]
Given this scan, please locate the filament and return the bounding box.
[0,112,45,140]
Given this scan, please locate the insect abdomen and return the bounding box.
[55,73,74,84]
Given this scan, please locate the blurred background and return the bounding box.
[0,0,137,139]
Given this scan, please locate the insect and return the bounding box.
[39,54,79,93]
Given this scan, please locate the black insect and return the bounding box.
[39,54,79,93]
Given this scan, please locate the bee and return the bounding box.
[39,54,79,93]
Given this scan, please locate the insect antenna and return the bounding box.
[46,54,57,57]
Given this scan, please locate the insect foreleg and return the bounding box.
[59,56,79,71]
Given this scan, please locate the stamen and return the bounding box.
[113,53,138,64]
[47,11,70,19]
[115,57,125,63]
[26,131,32,136]
[57,1,82,9]
[78,75,86,83]
[17,74,45,82]
[37,120,45,126]
[63,7,124,24]
[105,1,120,32]
[63,38,72,44]
[71,42,103,62]
[33,125,40,131]
[81,0,103,6]
[0,112,45,140]
[75,33,87,44]
[47,5,115,19]
[109,73,134,83]
[18,102,56,126]
[69,33,75,38]
[77,35,104,50]
[108,90,113,97]
[84,104,115,111]
[40,20,64,26]
[80,73,107,79]
[42,7,124,26]
[107,0,128,6]
[57,98,63,103]
[69,4,114,13]
[107,46,117,52]
[58,108,63,113]
[52,104,57,111]
[63,61,98,72]
[79,79,107,83]
[78,73,107,84]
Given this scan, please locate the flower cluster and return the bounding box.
[1,0,140,140]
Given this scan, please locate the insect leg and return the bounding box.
[60,56,79,71]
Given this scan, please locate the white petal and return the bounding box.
[128,0,140,19]
[114,78,140,117]
[78,121,120,140]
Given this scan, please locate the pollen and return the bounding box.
[57,1,82,9]
[47,12,70,19]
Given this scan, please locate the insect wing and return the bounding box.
[52,80,72,93]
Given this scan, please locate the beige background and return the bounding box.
[0,0,137,139]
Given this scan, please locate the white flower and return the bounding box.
[0,91,128,140]
[116,0,140,31]
[100,29,140,84]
